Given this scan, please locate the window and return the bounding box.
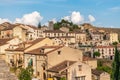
[109,49,111,52]
[43,72,46,80]
[40,48,45,54]
[58,51,61,55]
[10,59,14,66]
[2,36,4,38]
[75,76,85,80]
[113,52,114,54]
[113,48,114,51]
[28,58,33,67]
[102,49,104,54]
[78,65,82,71]
[42,63,46,70]
[37,72,40,76]
[98,49,100,52]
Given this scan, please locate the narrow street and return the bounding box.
[0,59,18,80]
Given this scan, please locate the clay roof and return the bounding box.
[14,47,25,51]
[83,56,96,61]
[5,48,25,51]
[19,38,45,46]
[1,26,15,31]
[45,46,63,54]
[5,38,46,52]
[43,30,65,33]
[47,60,76,73]
[14,25,28,30]
[68,32,75,33]
[92,69,105,76]
[95,46,114,48]
[92,32,104,35]
[27,38,45,44]
[0,38,12,46]
[26,25,38,30]
[68,31,85,34]
[25,45,63,55]
[50,36,75,38]
[0,22,12,27]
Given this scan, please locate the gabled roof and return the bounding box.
[5,48,25,52]
[26,38,45,45]
[92,32,104,35]
[49,36,75,39]
[14,23,39,30]
[95,46,114,48]
[5,38,46,52]
[92,69,105,76]
[26,25,39,30]
[18,38,45,46]
[43,30,65,33]
[83,56,96,61]
[47,60,76,73]
[0,38,13,46]
[1,26,15,31]
[25,45,63,55]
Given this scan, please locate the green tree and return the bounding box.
[93,51,100,58]
[112,43,120,80]
[60,77,66,80]
[53,19,79,30]
[38,22,41,29]
[54,23,60,30]
[97,65,112,75]
[61,19,69,23]
[18,66,33,80]
[112,42,118,46]
[73,24,79,29]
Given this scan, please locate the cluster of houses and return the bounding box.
[0,22,117,80]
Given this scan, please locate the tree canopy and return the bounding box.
[53,19,79,30]
[38,22,41,29]
[112,42,118,46]
[112,45,120,80]
[18,66,33,80]
[93,51,100,58]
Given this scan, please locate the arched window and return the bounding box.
[28,58,33,67]
[42,63,46,70]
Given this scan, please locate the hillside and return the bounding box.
[96,27,120,38]
[82,23,120,38]
[0,22,120,38]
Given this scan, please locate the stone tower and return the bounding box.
[48,21,54,30]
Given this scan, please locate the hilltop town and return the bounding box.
[0,20,119,80]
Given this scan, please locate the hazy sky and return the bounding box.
[0,0,120,27]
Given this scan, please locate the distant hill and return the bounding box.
[82,23,120,38]
[96,27,120,38]
[54,19,79,31]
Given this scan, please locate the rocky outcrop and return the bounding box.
[0,60,18,80]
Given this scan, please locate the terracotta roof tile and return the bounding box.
[26,25,38,30]
[1,26,15,31]
[92,32,104,34]
[43,30,65,33]
[95,46,114,48]
[45,46,63,54]
[47,60,76,73]
[25,46,63,55]
[0,38,12,46]
[50,36,75,38]
[5,48,25,51]
[92,69,105,76]
[83,56,96,61]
